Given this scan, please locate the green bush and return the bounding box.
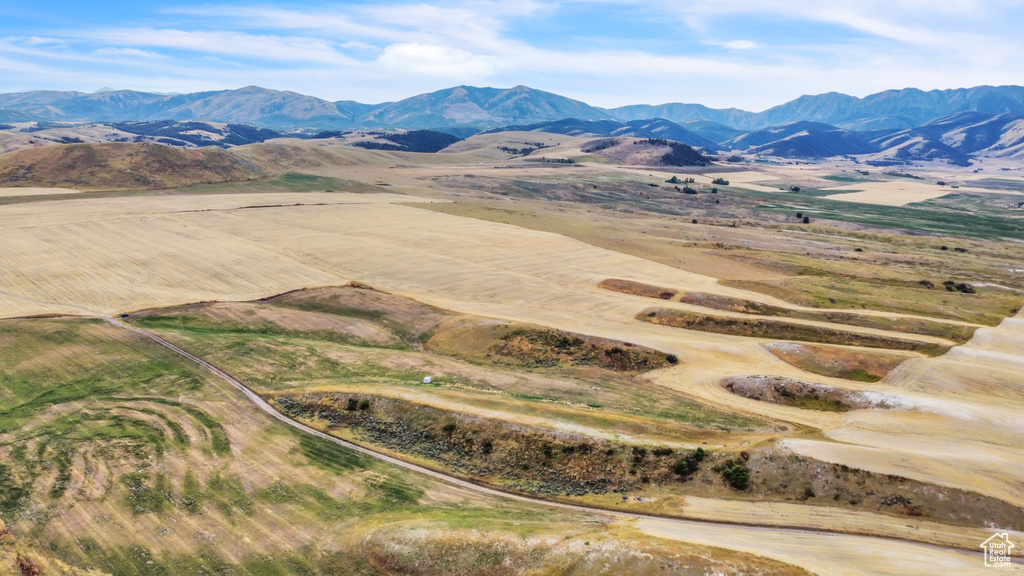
[721,462,750,490]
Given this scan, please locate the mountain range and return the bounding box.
[4,84,1024,134]
[4,84,1024,163]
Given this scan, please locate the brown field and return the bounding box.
[765,342,915,381]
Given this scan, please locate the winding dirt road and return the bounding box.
[106,318,1018,576]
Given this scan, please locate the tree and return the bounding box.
[802,216,810,224]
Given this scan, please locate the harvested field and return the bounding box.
[820,180,999,206]
[600,278,977,342]
[639,308,948,355]
[765,342,913,382]
[0,186,80,197]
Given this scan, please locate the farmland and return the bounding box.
[1,136,1023,575]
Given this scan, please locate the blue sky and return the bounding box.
[2,1,1023,110]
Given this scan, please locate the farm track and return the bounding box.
[105,318,1016,575]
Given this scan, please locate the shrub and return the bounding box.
[665,354,679,365]
[944,281,976,294]
[673,456,699,478]
[790,186,801,192]
[796,212,803,218]
[802,216,810,224]
[358,399,371,411]
[346,398,359,411]
[652,447,674,457]
[721,463,750,490]
[919,280,935,289]
[442,422,457,434]
[682,186,697,194]
[712,177,729,185]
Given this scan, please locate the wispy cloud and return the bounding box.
[0,0,1022,108]
[94,47,162,58]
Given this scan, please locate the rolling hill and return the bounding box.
[0,142,265,190]
[724,121,875,158]
[485,118,717,149]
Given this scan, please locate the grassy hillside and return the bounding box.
[0,142,265,190]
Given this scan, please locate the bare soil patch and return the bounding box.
[765,342,912,382]
[721,376,902,412]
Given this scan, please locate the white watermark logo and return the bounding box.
[981,533,1016,568]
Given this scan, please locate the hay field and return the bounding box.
[820,180,1008,206]
[2,187,1022,508]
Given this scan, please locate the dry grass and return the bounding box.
[764,342,913,382]
[601,278,978,342]
[0,142,265,190]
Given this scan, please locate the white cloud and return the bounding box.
[377,43,499,78]
[94,47,161,58]
[80,28,364,66]
[2,0,1024,109]
[705,40,761,50]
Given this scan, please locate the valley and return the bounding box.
[1,127,1023,574]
